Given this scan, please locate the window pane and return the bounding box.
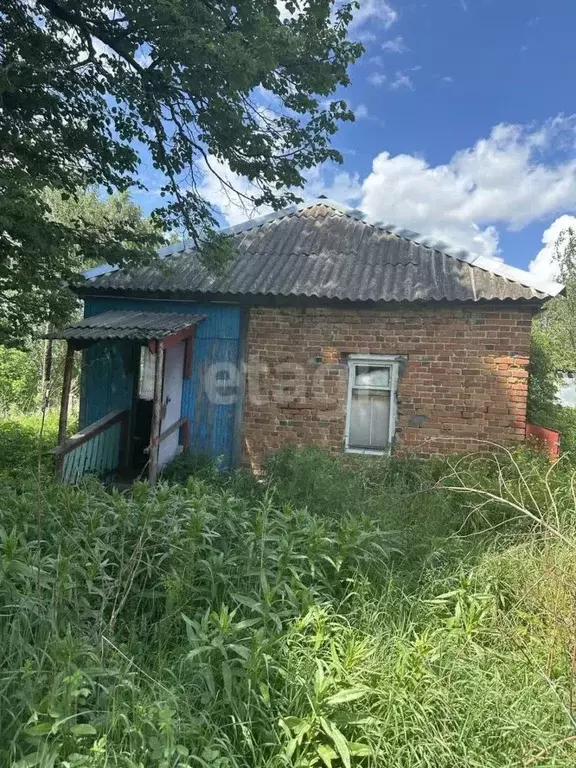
[349,390,390,450]
[354,365,390,388]
[139,347,155,401]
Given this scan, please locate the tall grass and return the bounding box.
[1,436,576,766]
[0,411,60,476]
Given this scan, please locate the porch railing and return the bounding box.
[51,409,129,484]
[145,416,189,455]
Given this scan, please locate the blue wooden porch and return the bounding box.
[48,309,214,484]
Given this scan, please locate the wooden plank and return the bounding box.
[51,409,128,456]
[62,452,71,484]
[181,419,189,452]
[148,349,164,486]
[161,323,202,350]
[98,433,105,471]
[93,432,102,473]
[232,308,249,469]
[99,429,109,472]
[102,424,116,471]
[58,342,75,447]
[78,441,89,481]
[183,334,194,379]
[56,415,125,484]
[66,445,81,484]
[146,417,187,451]
[85,434,94,474]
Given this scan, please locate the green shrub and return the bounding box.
[2,429,576,766]
[0,411,59,480]
[161,450,221,483]
[0,344,40,413]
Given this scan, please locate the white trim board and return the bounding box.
[344,354,400,456]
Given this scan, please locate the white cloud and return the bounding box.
[389,71,414,90]
[197,157,274,226]
[304,166,362,204]
[360,116,576,259]
[198,156,361,226]
[368,72,387,86]
[529,215,576,282]
[318,98,368,121]
[199,116,576,278]
[382,36,408,53]
[278,0,397,32]
[350,0,398,30]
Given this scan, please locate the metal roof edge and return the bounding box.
[83,262,119,280]
[465,256,564,298]
[75,287,547,308]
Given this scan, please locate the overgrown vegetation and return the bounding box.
[2,427,576,767]
[528,225,576,448]
[0,411,59,478]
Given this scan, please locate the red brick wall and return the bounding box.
[241,305,534,468]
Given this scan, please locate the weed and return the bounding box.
[2,433,576,766]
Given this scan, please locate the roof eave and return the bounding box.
[75,285,549,309]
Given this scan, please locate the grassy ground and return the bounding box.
[1,420,576,767]
[0,411,59,475]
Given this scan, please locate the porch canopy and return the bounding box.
[48,309,206,349]
[48,310,206,484]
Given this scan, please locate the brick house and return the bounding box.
[50,200,562,482]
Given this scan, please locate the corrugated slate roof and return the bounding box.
[48,310,205,341]
[81,201,560,304]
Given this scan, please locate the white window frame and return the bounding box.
[344,354,400,455]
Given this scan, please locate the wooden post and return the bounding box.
[58,342,75,447]
[41,332,53,411]
[148,343,164,486]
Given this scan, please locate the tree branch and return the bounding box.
[37,0,146,75]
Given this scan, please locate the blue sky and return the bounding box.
[133,0,576,284]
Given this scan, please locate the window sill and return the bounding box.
[345,447,390,456]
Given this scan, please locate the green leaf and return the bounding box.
[228,643,251,662]
[234,618,261,630]
[325,687,369,707]
[12,754,43,768]
[280,716,304,732]
[320,718,351,768]
[316,744,338,768]
[186,646,213,660]
[221,660,232,700]
[24,723,53,736]
[70,724,97,737]
[230,593,261,610]
[348,742,373,757]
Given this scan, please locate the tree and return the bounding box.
[535,227,576,371]
[0,188,161,344]
[528,226,576,450]
[1,1,362,339]
[0,344,39,412]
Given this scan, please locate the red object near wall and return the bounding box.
[525,423,561,460]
